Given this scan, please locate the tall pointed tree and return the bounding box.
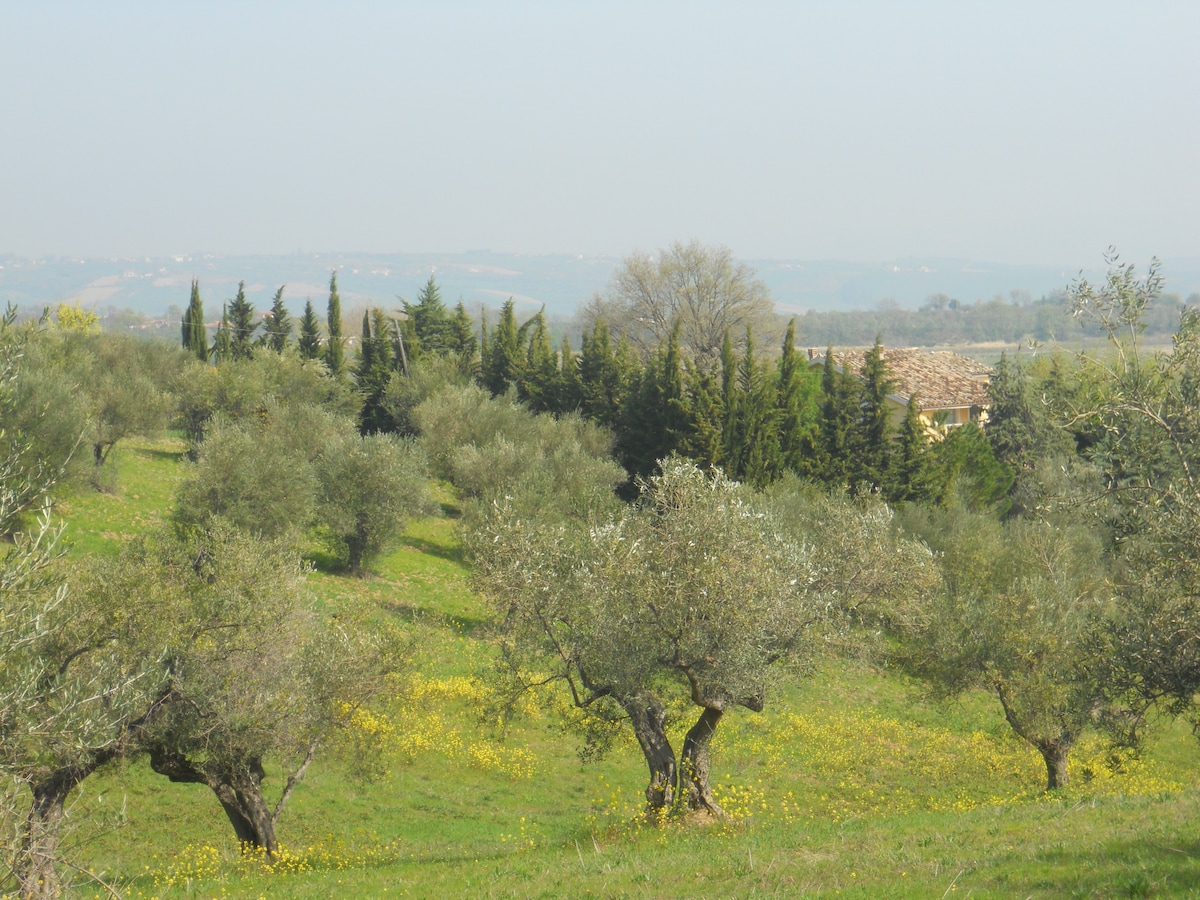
[210,305,232,363]
[181,278,208,361]
[263,285,292,353]
[449,301,479,372]
[227,280,258,360]
[325,273,345,376]
[776,320,819,475]
[853,336,895,490]
[480,299,522,396]
[819,347,857,485]
[357,309,397,434]
[404,275,453,356]
[297,299,322,361]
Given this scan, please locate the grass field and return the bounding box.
[44,439,1200,898]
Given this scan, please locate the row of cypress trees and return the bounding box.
[182,275,1015,506]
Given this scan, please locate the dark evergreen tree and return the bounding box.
[325,273,345,376]
[558,334,582,412]
[519,311,562,413]
[852,336,895,489]
[888,394,935,503]
[480,300,522,396]
[357,309,397,434]
[617,324,688,478]
[578,318,630,426]
[263,285,292,353]
[227,280,258,360]
[404,275,453,356]
[297,299,322,361]
[210,305,232,363]
[819,347,858,485]
[731,328,782,487]
[680,361,724,470]
[986,352,1075,473]
[930,422,1015,512]
[181,278,208,361]
[776,319,820,476]
[719,331,742,469]
[449,301,479,372]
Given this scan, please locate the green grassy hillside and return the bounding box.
[52,440,1200,898]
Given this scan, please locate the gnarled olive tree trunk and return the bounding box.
[620,692,677,813]
[149,747,277,857]
[680,705,724,817]
[19,768,86,900]
[995,683,1074,791]
[1037,740,1071,790]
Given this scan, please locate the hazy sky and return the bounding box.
[2,1,1196,267]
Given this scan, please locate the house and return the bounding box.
[807,346,993,435]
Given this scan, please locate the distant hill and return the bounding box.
[3,251,1197,322]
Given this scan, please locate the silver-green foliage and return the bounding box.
[411,381,624,522]
[467,458,861,816]
[899,500,1109,790]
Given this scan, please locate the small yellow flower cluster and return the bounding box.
[144,844,222,890]
[467,741,536,779]
[140,839,411,890]
[498,815,541,851]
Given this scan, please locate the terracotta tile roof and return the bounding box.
[810,347,993,410]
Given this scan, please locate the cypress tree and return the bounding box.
[211,304,232,363]
[854,336,895,490]
[617,324,688,478]
[404,275,453,355]
[889,394,934,503]
[263,285,292,353]
[776,320,820,475]
[182,278,208,361]
[681,361,724,470]
[719,331,742,469]
[480,300,522,396]
[357,309,397,434]
[578,319,620,425]
[559,334,581,412]
[520,311,561,413]
[449,301,479,372]
[325,273,345,376]
[733,328,782,487]
[819,347,857,486]
[227,280,258,360]
[297,299,322,360]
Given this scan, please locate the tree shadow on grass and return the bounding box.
[382,599,488,635]
[397,535,465,565]
[1003,834,1200,897]
[135,446,188,463]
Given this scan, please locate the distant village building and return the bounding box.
[807,347,993,435]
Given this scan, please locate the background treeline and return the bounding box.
[796,288,1198,347]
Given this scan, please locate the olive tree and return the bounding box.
[93,524,411,857]
[0,345,163,899]
[468,459,823,818]
[410,380,624,522]
[1067,253,1200,749]
[899,501,1110,790]
[313,431,432,575]
[171,403,339,541]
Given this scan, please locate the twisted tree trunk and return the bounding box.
[680,705,725,817]
[620,692,677,813]
[1038,740,1071,790]
[149,747,277,857]
[20,771,79,899]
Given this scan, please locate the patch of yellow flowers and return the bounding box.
[587,706,1183,832]
[341,675,537,780]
